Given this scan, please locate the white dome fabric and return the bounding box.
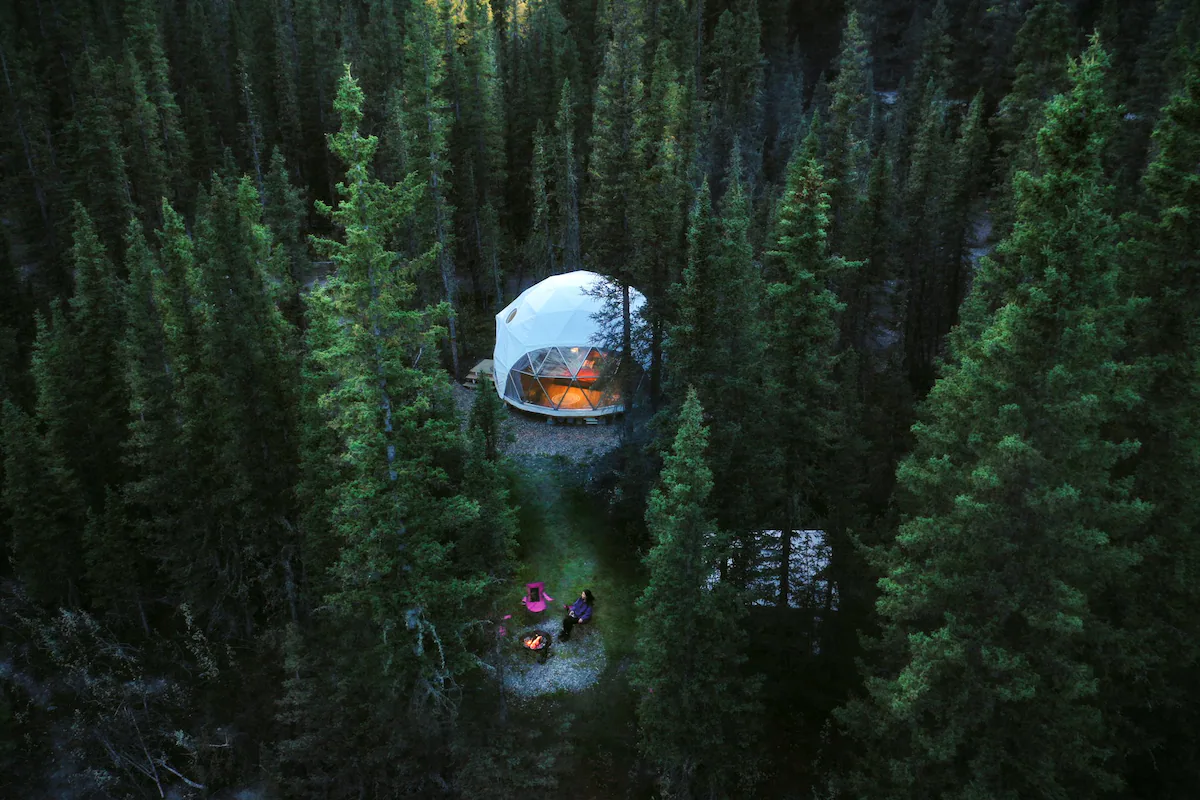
[493,271,645,417]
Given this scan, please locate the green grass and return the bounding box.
[511,457,641,664]
[509,456,654,798]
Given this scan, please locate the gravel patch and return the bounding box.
[452,383,622,462]
[500,622,607,698]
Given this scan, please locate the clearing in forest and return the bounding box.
[498,456,652,796]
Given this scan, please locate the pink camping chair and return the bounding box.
[522,582,554,613]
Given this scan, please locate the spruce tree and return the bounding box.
[263,148,311,302]
[1110,46,1200,794]
[526,121,556,279]
[299,68,502,783]
[1,399,85,607]
[941,90,989,313]
[838,39,1145,799]
[66,204,128,508]
[631,388,762,797]
[119,217,184,623]
[554,80,582,273]
[705,0,765,191]
[171,174,301,629]
[635,42,690,410]
[824,8,874,252]
[450,0,508,307]
[842,141,895,356]
[989,0,1075,235]
[669,179,720,400]
[587,1,646,436]
[64,53,135,252]
[123,0,190,188]
[82,487,149,630]
[403,0,461,379]
[763,127,854,607]
[29,304,79,504]
[898,79,952,396]
[667,160,767,588]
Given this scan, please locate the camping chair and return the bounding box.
[522,582,554,613]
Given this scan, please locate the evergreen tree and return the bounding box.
[82,487,148,630]
[295,66,504,789]
[634,42,690,410]
[931,89,990,351]
[705,0,765,190]
[763,127,854,606]
[526,121,556,279]
[765,41,807,181]
[65,204,128,508]
[1110,46,1200,794]
[667,159,767,587]
[263,148,311,306]
[899,79,952,396]
[631,388,762,797]
[29,303,79,504]
[119,216,184,623]
[450,0,508,307]
[838,39,1145,799]
[1,398,85,607]
[893,0,952,182]
[588,1,646,437]
[842,140,895,356]
[403,0,461,379]
[123,0,190,188]
[0,31,62,263]
[122,47,173,223]
[912,0,953,96]
[989,0,1075,234]
[469,378,507,464]
[64,53,135,252]
[824,8,874,253]
[554,79,582,273]
[269,0,306,173]
[172,174,301,629]
[668,179,719,400]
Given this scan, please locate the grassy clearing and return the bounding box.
[507,456,654,798]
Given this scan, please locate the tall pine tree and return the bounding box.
[631,388,762,797]
[763,127,855,607]
[838,38,1146,799]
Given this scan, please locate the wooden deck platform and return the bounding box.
[464,359,494,389]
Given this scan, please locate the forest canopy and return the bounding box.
[1,0,1198,797]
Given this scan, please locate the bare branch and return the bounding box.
[156,760,207,790]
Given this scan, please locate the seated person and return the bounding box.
[559,590,594,641]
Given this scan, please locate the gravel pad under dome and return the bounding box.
[502,623,607,698]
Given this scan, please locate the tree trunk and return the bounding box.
[422,17,461,380]
[779,478,792,608]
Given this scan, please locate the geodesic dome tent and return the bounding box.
[493,270,645,417]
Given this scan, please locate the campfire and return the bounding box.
[522,632,549,651]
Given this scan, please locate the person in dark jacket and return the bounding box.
[559,590,594,641]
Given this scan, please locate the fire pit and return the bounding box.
[521,630,552,664]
